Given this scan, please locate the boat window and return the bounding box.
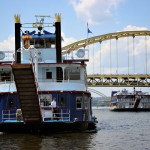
[30,39,34,46]
[35,38,44,48]
[33,38,56,49]
[84,97,89,109]
[45,38,56,48]
[60,97,66,107]
[46,72,52,79]
[40,94,52,106]
[0,71,11,81]
[64,68,80,80]
[47,38,56,48]
[45,39,51,48]
[76,97,83,109]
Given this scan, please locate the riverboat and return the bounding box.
[0,14,97,133]
[110,88,150,111]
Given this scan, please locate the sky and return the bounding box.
[1,0,150,96]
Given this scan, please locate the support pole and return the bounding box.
[132,35,135,74]
[127,37,130,75]
[110,39,112,74]
[145,36,147,74]
[116,37,118,74]
[99,41,102,74]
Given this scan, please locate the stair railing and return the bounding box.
[29,49,40,93]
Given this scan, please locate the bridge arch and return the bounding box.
[88,88,107,98]
[62,30,150,55]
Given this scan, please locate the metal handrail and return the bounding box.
[38,78,85,83]
[42,108,70,121]
[29,50,40,92]
[2,110,16,122]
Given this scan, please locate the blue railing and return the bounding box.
[2,110,16,122]
[2,108,71,122]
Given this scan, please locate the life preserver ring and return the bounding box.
[22,35,32,49]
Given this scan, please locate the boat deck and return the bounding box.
[110,108,150,111]
[3,119,71,123]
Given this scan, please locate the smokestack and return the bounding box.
[14,15,21,63]
[55,13,62,63]
[55,14,62,82]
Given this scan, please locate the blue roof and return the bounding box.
[22,30,56,39]
[32,33,56,39]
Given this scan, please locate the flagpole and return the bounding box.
[87,22,89,59]
[87,22,94,75]
[87,22,89,40]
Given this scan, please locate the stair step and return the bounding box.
[21,106,39,109]
[17,88,37,92]
[22,109,41,112]
[14,75,34,79]
[12,64,32,69]
[19,95,38,100]
[24,118,41,121]
[20,101,37,103]
[19,101,38,103]
[18,92,38,96]
[13,72,33,75]
[21,103,39,106]
[17,84,36,88]
[13,71,33,76]
[21,104,38,110]
[23,112,41,116]
[15,80,35,84]
[13,76,34,80]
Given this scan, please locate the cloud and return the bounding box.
[0,36,15,51]
[61,32,77,47]
[123,25,148,31]
[69,0,123,24]
[86,25,150,74]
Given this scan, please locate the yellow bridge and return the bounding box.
[62,30,150,87]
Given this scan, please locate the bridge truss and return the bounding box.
[87,74,150,87]
[62,30,150,87]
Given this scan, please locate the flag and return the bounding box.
[88,28,92,33]
[87,22,92,34]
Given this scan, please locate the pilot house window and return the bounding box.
[31,38,56,49]
[65,69,80,80]
[35,39,44,48]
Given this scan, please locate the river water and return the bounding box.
[0,108,150,150]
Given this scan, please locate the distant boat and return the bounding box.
[110,88,150,111]
[0,14,97,134]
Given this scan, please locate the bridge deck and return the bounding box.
[87,74,150,87]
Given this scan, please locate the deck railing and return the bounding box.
[2,108,70,122]
[2,110,16,122]
[38,78,85,83]
[41,107,70,121]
